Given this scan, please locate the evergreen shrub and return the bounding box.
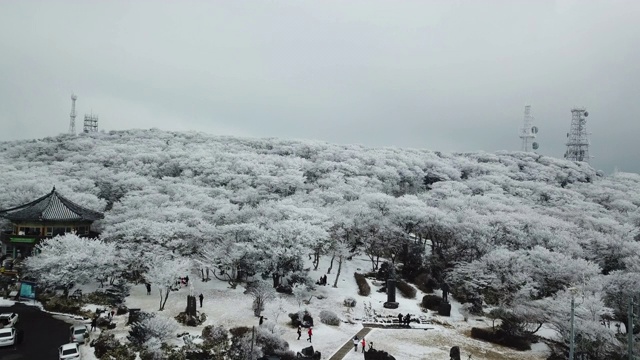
[470,327,531,351]
[354,273,371,296]
[421,295,442,311]
[414,273,437,293]
[396,279,417,298]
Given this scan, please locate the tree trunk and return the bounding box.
[160,287,170,311]
[367,251,376,272]
[332,255,343,288]
[313,249,320,270]
[327,254,335,274]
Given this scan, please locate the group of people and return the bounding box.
[397,313,412,326]
[353,335,372,352]
[315,274,328,286]
[296,325,313,342]
[90,308,116,331]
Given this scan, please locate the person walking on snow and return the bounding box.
[353,336,359,351]
[307,327,313,342]
[297,325,302,340]
[361,337,366,353]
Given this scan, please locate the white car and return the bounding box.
[0,327,16,347]
[0,313,18,327]
[69,324,89,344]
[59,342,81,359]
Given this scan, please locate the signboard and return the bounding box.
[9,237,36,244]
[19,281,36,301]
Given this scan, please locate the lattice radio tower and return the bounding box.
[564,108,590,162]
[519,105,539,152]
[68,93,77,135]
[83,113,99,133]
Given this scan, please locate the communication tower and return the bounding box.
[564,108,590,162]
[69,94,77,135]
[519,105,539,152]
[83,113,99,133]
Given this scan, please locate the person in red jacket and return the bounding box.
[307,327,313,342]
[361,337,366,353]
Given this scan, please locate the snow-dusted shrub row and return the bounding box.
[396,279,417,299]
[354,273,370,296]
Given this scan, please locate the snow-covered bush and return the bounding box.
[459,303,473,322]
[343,297,357,307]
[140,338,164,360]
[93,332,136,360]
[288,310,313,327]
[202,325,229,350]
[256,326,290,355]
[319,310,340,326]
[128,313,179,346]
[228,329,262,360]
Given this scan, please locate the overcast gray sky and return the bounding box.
[1,1,638,174]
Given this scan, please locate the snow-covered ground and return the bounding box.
[8,255,553,359]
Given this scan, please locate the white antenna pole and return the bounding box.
[519,105,538,152]
[69,94,77,135]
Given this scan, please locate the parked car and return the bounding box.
[69,324,89,344]
[0,313,18,327]
[59,342,81,359]
[0,327,16,347]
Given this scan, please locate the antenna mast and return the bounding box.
[83,113,99,133]
[564,108,590,162]
[69,94,77,135]
[519,105,539,152]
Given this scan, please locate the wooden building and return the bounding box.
[0,187,104,258]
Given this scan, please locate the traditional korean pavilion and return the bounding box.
[0,187,104,258]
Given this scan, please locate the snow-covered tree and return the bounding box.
[245,280,276,317]
[24,233,118,295]
[144,255,191,311]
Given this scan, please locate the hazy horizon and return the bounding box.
[1,1,638,174]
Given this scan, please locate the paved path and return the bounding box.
[327,326,372,360]
[0,302,74,360]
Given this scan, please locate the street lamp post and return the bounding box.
[570,294,575,360]
[569,287,578,360]
[629,297,634,360]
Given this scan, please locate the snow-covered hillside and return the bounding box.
[0,129,638,359]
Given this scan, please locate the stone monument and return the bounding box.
[186,284,197,317]
[383,265,399,309]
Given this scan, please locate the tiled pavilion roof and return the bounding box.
[0,187,104,222]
